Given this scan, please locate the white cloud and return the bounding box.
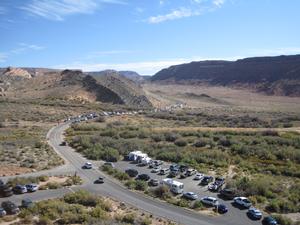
[146,0,227,24]
[53,56,240,75]
[21,0,126,21]
[0,53,7,63]
[11,43,45,54]
[213,0,225,7]
[148,7,199,24]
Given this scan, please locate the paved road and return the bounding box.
[1,123,261,225]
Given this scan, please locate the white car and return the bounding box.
[151,166,161,173]
[194,173,204,180]
[234,197,252,208]
[82,162,93,169]
[200,196,219,207]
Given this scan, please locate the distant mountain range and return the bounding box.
[151,54,300,96]
[87,70,148,83]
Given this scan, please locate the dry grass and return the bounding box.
[143,83,300,113]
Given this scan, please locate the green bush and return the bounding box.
[272,215,293,225]
[64,190,98,207]
[135,180,148,191]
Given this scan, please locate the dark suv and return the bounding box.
[0,183,13,197]
[137,174,150,181]
[1,201,20,214]
[219,188,236,200]
[125,169,138,177]
[200,176,214,185]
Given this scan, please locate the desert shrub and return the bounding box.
[174,139,187,147]
[151,134,163,142]
[38,175,49,182]
[119,130,138,139]
[36,216,53,225]
[46,182,62,190]
[64,190,98,207]
[152,186,171,199]
[135,180,148,191]
[125,180,136,189]
[63,176,82,186]
[96,116,106,123]
[218,137,232,147]
[122,213,135,223]
[192,201,204,209]
[262,130,279,136]
[176,199,189,207]
[141,217,152,225]
[7,176,39,186]
[272,215,293,225]
[194,139,207,147]
[165,133,178,142]
[266,199,298,213]
[90,206,108,220]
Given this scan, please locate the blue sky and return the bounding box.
[0,0,300,74]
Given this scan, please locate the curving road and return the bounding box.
[1,123,261,225]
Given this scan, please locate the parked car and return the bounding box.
[1,201,20,214]
[149,179,159,186]
[0,184,13,197]
[215,204,228,214]
[186,169,197,176]
[169,169,180,177]
[170,164,180,171]
[180,173,187,179]
[262,216,278,225]
[208,183,220,192]
[183,192,198,200]
[234,197,252,208]
[194,173,204,180]
[25,183,38,192]
[60,141,67,146]
[201,197,219,207]
[125,169,139,177]
[82,162,93,169]
[159,168,170,175]
[0,208,6,217]
[215,177,225,186]
[247,207,263,220]
[219,188,236,200]
[13,185,27,194]
[21,199,34,208]
[94,177,105,184]
[151,166,161,173]
[137,174,150,181]
[200,176,214,185]
[179,165,189,173]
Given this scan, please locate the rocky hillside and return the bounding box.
[0,68,152,108]
[88,70,147,83]
[151,54,300,96]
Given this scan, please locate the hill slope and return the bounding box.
[151,54,300,96]
[0,68,152,108]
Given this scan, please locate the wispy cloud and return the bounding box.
[21,0,126,21]
[148,7,199,24]
[0,43,45,63]
[0,53,7,63]
[0,6,6,14]
[11,43,45,54]
[146,0,227,24]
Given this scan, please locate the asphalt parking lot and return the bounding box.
[114,160,262,225]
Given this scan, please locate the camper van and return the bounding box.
[161,178,184,194]
[128,151,148,162]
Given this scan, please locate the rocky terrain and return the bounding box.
[0,67,152,108]
[151,54,300,96]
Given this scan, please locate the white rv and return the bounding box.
[162,178,184,194]
[128,151,148,161]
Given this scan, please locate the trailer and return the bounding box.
[161,178,184,194]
